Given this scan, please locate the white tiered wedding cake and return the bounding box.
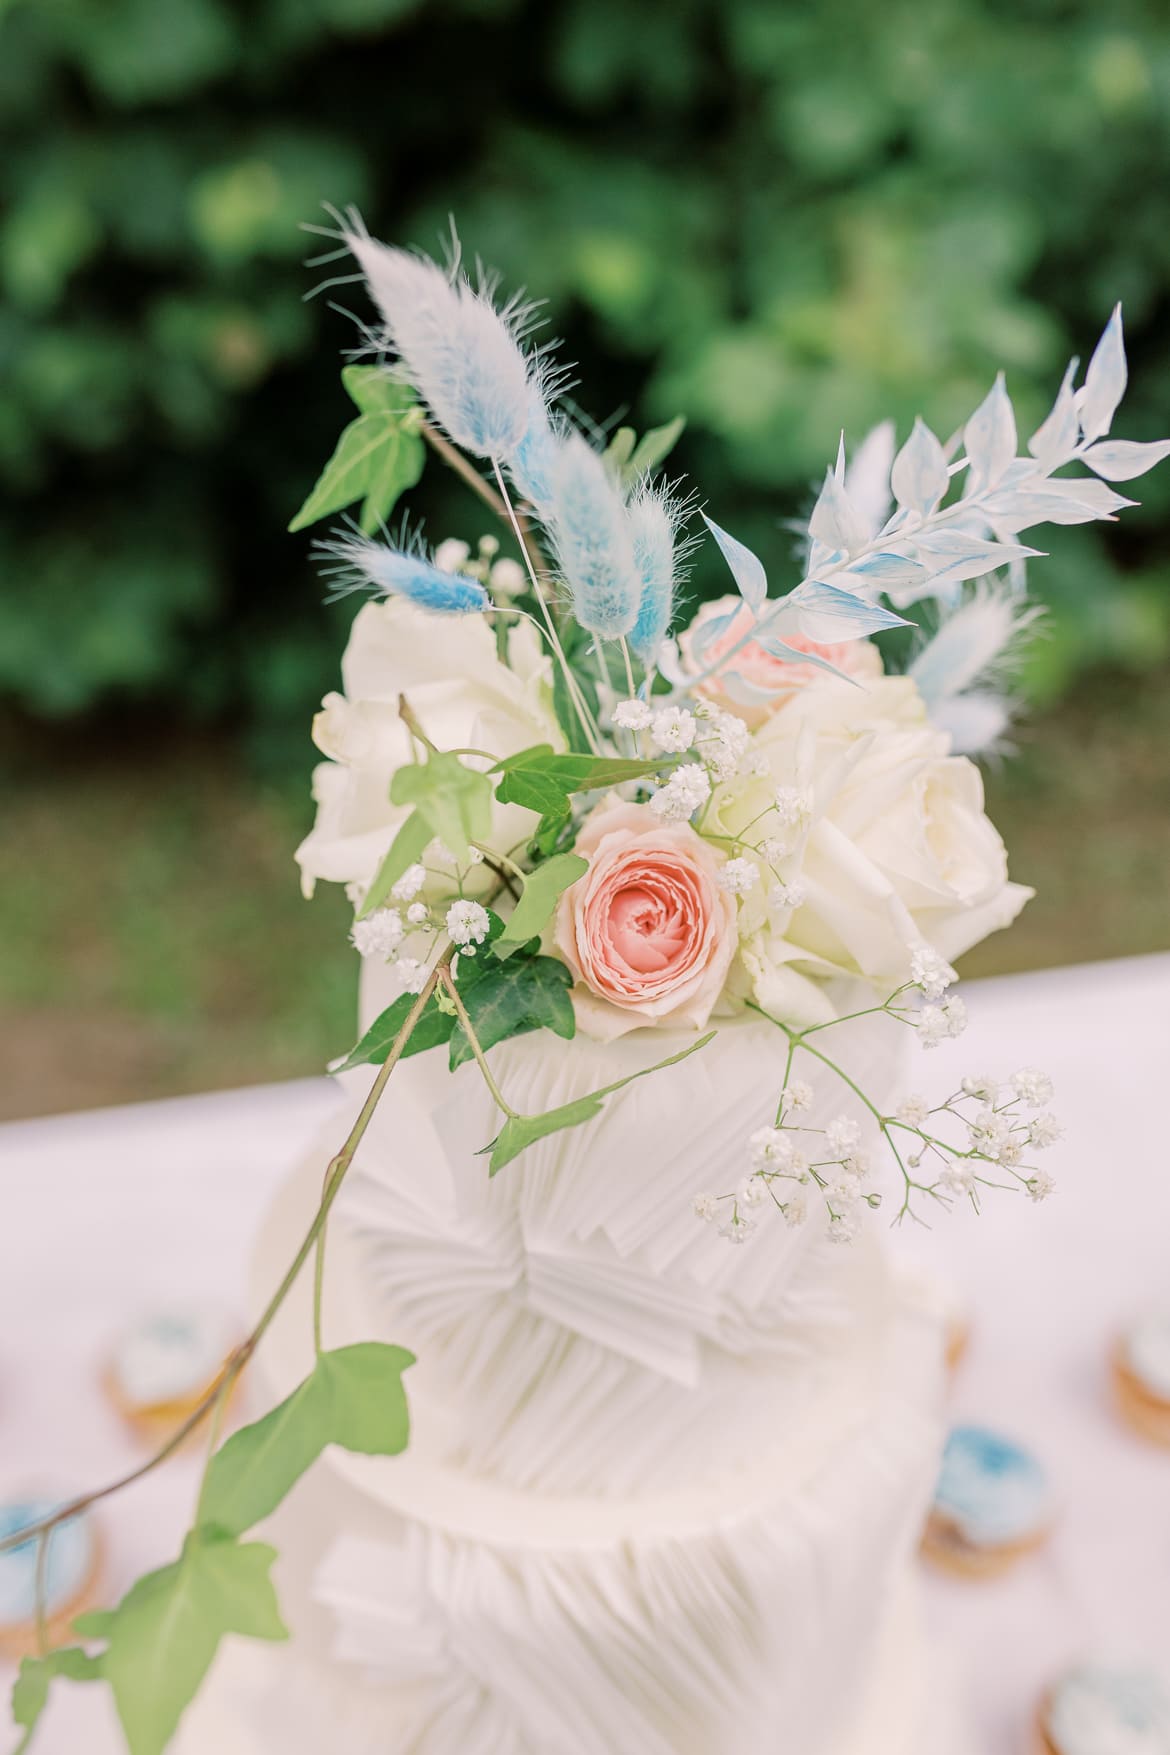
[180,989,958,1755]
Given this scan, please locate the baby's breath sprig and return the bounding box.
[696,955,1060,1244]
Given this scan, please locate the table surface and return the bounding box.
[2,952,1169,1755]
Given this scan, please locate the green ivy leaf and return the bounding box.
[359,808,432,918]
[485,1030,717,1173]
[199,1343,413,1538]
[493,746,665,826]
[448,953,575,1069]
[340,364,412,417]
[334,987,453,1073]
[11,1647,103,1754]
[391,751,493,864]
[493,853,588,958]
[100,1531,287,1755]
[287,405,425,535]
[602,425,637,478]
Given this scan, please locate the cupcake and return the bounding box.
[1037,1661,1170,1754]
[0,1499,102,1659]
[922,1423,1054,1578]
[1113,1311,1170,1449]
[103,1304,241,1447]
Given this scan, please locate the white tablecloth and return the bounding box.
[2,953,1169,1754]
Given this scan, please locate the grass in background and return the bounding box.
[2,669,1167,1121]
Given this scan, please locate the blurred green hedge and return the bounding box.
[2,0,1169,749]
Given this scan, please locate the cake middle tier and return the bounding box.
[331,1007,907,1497]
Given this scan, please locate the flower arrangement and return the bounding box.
[6,216,1167,1755]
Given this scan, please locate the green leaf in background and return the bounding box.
[602,425,637,478]
[493,853,588,958]
[199,1343,413,1538]
[493,745,665,820]
[11,1647,103,1754]
[624,415,686,482]
[391,751,493,864]
[99,1531,286,1755]
[360,807,432,918]
[447,952,575,1069]
[485,1029,718,1173]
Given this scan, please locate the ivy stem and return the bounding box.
[490,461,604,757]
[438,965,518,1118]
[0,961,448,1561]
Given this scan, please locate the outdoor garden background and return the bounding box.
[2,0,1168,1118]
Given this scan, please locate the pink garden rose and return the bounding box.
[680,595,884,727]
[553,801,737,1041]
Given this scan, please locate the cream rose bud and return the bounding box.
[679,595,884,728]
[553,800,737,1042]
[296,596,562,898]
[710,676,1031,1018]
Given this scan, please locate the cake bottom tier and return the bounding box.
[176,1568,971,1755]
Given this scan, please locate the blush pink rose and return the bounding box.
[554,800,737,1041]
[680,594,883,727]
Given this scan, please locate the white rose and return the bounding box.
[295,597,563,898]
[708,677,1031,1022]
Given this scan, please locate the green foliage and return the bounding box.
[391,749,494,864]
[604,414,686,486]
[337,914,576,1074]
[485,1029,718,1173]
[200,1342,412,1535]
[493,745,666,848]
[288,369,425,534]
[80,1532,287,1755]
[493,852,588,956]
[12,1647,103,1753]
[1,0,1169,736]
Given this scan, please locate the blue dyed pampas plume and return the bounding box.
[547,433,641,641]
[626,483,690,666]
[316,532,490,615]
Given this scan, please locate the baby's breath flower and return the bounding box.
[650,705,696,753]
[391,862,427,902]
[467,846,485,864]
[768,879,807,911]
[433,538,471,574]
[425,838,457,868]
[997,1136,1024,1167]
[827,1209,862,1245]
[826,1172,863,1208]
[718,1213,756,1246]
[406,901,430,926]
[692,1192,719,1223]
[909,945,958,1000]
[748,1125,794,1171]
[1026,1168,1055,1202]
[446,899,490,946]
[919,998,966,1047]
[613,697,652,731]
[938,1162,976,1197]
[758,837,786,864]
[696,710,750,781]
[773,786,812,829]
[896,1094,930,1127]
[1011,1068,1054,1106]
[825,1115,861,1156]
[961,1074,999,1101]
[782,1192,808,1227]
[1027,1112,1062,1149]
[394,956,428,994]
[489,556,526,598]
[738,1177,767,1209]
[350,908,404,959]
[841,1150,871,1179]
[649,763,711,822]
[738,750,771,778]
[941,995,968,1037]
[781,1080,813,1113]
[718,857,758,897]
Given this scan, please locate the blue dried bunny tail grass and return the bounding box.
[626,480,698,666]
[314,525,490,615]
[507,391,560,513]
[335,215,559,464]
[546,431,641,641]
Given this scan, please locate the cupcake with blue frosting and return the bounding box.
[1037,1661,1170,1755]
[923,1423,1054,1578]
[0,1499,101,1658]
[1113,1311,1170,1450]
[103,1304,240,1446]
